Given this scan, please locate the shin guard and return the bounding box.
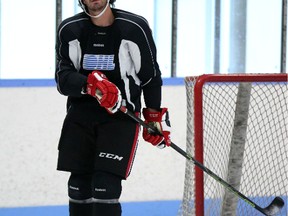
[93,171,122,216]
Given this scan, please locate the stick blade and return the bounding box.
[263,197,285,216]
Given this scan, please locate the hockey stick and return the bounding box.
[119,106,285,216]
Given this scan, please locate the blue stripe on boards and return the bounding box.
[0,78,185,87]
[163,77,184,85]
[0,79,57,87]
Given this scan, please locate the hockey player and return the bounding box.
[55,0,171,215]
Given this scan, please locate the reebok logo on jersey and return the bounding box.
[95,188,106,192]
[99,152,123,161]
[93,44,104,47]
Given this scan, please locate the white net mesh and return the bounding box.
[178,74,287,216]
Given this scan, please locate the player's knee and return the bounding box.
[93,171,122,202]
[68,173,93,203]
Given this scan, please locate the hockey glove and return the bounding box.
[87,71,122,114]
[142,108,171,149]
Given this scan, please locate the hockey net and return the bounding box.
[178,74,287,216]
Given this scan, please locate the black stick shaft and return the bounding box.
[119,106,284,216]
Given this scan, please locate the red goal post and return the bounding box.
[179,73,287,216]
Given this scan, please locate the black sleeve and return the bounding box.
[143,83,162,110]
[130,19,163,109]
[55,21,87,97]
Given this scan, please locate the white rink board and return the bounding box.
[0,85,186,207]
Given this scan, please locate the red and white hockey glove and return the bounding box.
[87,71,122,114]
[142,108,171,149]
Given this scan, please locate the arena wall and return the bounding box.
[0,81,187,215]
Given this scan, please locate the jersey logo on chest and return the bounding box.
[83,54,115,70]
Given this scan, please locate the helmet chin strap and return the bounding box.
[81,0,110,19]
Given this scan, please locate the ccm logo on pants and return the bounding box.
[99,152,123,161]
